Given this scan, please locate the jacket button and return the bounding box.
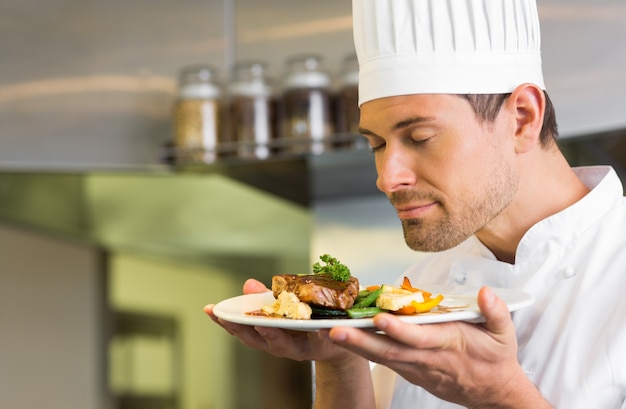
[562,267,576,279]
[454,272,466,284]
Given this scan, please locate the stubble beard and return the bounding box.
[400,213,470,252]
[394,166,518,253]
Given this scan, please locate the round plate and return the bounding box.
[212,286,535,331]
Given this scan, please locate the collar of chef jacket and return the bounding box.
[437,165,624,291]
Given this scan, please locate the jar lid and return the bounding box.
[284,71,330,89]
[229,61,274,97]
[177,65,221,99]
[284,55,331,89]
[179,83,221,99]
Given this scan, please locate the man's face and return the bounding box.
[358,94,519,252]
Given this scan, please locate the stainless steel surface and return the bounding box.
[0,168,312,262]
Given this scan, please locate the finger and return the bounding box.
[243,278,270,294]
[224,323,273,349]
[203,304,225,326]
[203,304,264,342]
[204,301,308,357]
[203,304,214,315]
[203,304,237,336]
[328,325,406,363]
[372,313,455,350]
[476,286,513,336]
[255,326,310,355]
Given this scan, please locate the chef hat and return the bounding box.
[352,0,545,106]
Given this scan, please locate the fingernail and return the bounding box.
[375,315,389,330]
[330,329,347,342]
[483,287,495,306]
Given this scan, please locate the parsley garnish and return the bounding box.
[312,254,351,282]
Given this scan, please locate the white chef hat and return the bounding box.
[352,0,545,106]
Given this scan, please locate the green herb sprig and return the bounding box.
[312,254,351,282]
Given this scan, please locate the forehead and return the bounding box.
[359,94,474,132]
[360,94,465,118]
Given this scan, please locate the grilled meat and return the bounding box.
[271,273,360,310]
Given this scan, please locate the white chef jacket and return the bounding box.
[373,166,626,409]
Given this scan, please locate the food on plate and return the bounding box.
[261,291,313,319]
[375,281,445,315]
[272,273,360,311]
[349,277,444,318]
[268,254,359,319]
[254,254,444,320]
[376,285,427,311]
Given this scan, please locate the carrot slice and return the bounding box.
[391,305,416,315]
[401,276,432,298]
[390,294,444,315]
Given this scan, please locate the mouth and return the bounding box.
[394,202,438,219]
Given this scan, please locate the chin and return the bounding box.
[402,221,469,253]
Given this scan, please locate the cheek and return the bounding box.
[432,134,483,177]
[436,134,505,194]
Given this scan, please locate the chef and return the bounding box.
[206,1,626,408]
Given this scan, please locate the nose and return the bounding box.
[375,147,416,194]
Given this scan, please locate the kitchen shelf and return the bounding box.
[0,148,380,265]
[173,146,380,205]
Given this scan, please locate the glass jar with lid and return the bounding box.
[334,54,364,149]
[280,54,334,155]
[228,61,276,160]
[172,64,223,164]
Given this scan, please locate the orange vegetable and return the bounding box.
[366,285,381,292]
[401,276,432,299]
[393,304,417,315]
[390,279,443,315]
[391,294,444,315]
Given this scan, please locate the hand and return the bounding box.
[203,278,350,363]
[206,278,377,408]
[325,286,552,408]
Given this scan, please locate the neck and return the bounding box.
[476,147,590,264]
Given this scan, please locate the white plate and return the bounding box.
[212,286,535,331]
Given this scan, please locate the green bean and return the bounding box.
[354,289,373,304]
[352,287,383,309]
[346,307,383,319]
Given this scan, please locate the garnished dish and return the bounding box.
[212,254,535,331]
[258,254,444,320]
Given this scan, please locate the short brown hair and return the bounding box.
[460,92,558,148]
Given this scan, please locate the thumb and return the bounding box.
[477,286,513,336]
[243,278,271,294]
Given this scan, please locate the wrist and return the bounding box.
[313,353,375,409]
[469,369,554,409]
[315,350,369,377]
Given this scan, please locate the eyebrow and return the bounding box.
[358,115,435,137]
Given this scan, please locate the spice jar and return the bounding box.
[334,54,363,149]
[228,61,276,160]
[280,55,334,155]
[172,65,223,164]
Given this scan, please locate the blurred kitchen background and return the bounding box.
[0,1,624,409]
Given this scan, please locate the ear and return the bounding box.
[510,83,545,153]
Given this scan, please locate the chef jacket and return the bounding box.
[373,166,626,409]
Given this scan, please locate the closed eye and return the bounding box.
[357,132,385,154]
[370,143,385,153]
[410,137,431,146]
